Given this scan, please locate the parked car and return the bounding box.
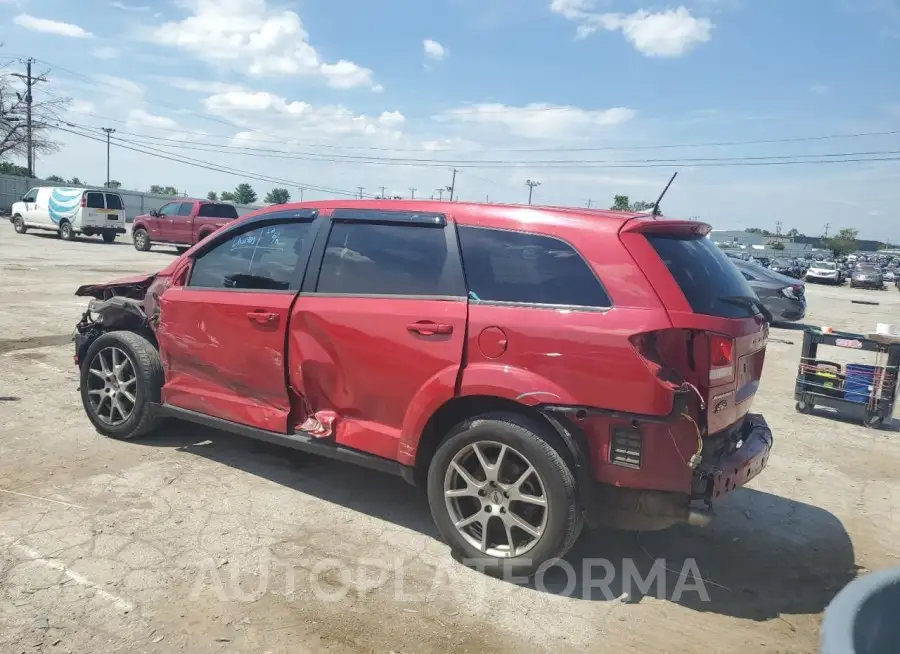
[10,186,126,242]
[72,201,774,576]
[131,199,239,252]
[850,264,884,290]
[768,258,801,278]
[806,260,842,284]
[881,269,895,283]
[733,259,806,322]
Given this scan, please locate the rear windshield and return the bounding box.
[104,193,123,210]
[646,235,758,319]
[197,203,239,219]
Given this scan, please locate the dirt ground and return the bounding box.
[1,222,898,653]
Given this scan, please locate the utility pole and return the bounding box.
[357,186,365,199]
[11,58,47,178]
[102,128,116,187]
[379,185,386,199]
[586,199,592,209]
[525,178,541,205]
[448,168,459,202]
[435,188,444,201]
[299,188,304,202]
[409,186,417,200]
[824,222,830,238]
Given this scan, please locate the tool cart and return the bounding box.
[794,328,900,429]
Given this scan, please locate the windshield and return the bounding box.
[646,234,759,319]
[816,262,836,270]
[771,259,790,267]
[856,265,879,273]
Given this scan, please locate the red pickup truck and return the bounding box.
[131,199,239,252]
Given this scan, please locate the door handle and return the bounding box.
[407,321,453,336]
[247,310,279,325]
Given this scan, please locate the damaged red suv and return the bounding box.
[74,200,773,575]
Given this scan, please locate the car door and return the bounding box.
[154,202,181,241]
[20,187,39,222]
[287,208,467,461]
[163,201,194,243]
[82,191,106,230]
[156,210,320,432]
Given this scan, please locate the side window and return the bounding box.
[457,226,611,308]
[22,188,39,203]
[316,222,464,296]
[188,222,313,291]
[158,203,179,217]
[176,202,193,217]
[85,192,105,209]
[105,194,124,210]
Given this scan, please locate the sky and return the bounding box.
[1,0,899,240]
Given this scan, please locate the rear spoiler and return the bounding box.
[620,217,711,237]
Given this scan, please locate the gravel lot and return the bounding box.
[1,221,899,653]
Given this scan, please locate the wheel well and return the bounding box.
[413,395,576,488]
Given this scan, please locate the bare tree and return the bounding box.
[0,65,69,163]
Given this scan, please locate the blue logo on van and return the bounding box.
[48,188,82,224]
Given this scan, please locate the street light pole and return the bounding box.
[102,128,116,187]
[525,178,541,205]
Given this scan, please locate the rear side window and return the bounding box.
[85,192,104,209]
[104,193,123,210]
[457,226,611,308]
[198,203,239,219]
[189,222,312,291]
[316,223,464,296]
[646,235,757,319]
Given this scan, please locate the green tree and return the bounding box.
[104,180,122,189]
[264,187,291,204]
[825,228,858,257]
[149,185,179,195]
[786,228,802,237]
[610,195,630,211]
[0,161,28,176]
[44,174,65,182]
[225,182,257,204]
[68,177,83,185]
[629,200,655,212]
[220,191,235,202]
[207,191,218,201]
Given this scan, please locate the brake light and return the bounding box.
[709,334,734,382]
[80,194,87,207]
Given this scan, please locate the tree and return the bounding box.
[629,200,655,212]
[825,228,858,257]
[610,194,630,211]
[229,183,257,204]
[265,187,291,204]
[149,185,179,195]
[44,174,65,183]
[0,161,28,176]
[1,68,69,162]
[786,228,802,237]
[207,191,218,201]
[68,177,83,186]
[104,180,122,189]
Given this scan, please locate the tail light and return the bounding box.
[709,334,734,382]
[80,194,87,207]
[782,284,803,299]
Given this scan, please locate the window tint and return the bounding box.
[197,203,239,219]
[317,222,463,296]
[104,193,123,210]
[189,222,313,291]
[176,202,193,217]
[22,188,38,203]
[646,235,758,319]
[157,203,179,217]
[85,192,104,209]
[457,226,611,307]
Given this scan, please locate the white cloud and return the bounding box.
[204,91,406,141]
[157,76,247,94]
[69,100,97,115]
[94,74,145,97]
[12,14,94,38]
[109,1,150,10]
[423,39,447,61]
[127,108,180,130]
[437,103,636,139]
[151,0,378,89]
[551,3,712,57]
[809,83,830,94]
[91,46,119,60]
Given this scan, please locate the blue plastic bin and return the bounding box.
[844,364,877,404]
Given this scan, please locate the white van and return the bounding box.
[10,187,127,243]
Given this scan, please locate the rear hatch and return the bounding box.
[620,220,768,435]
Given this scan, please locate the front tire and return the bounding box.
[133,228,151,251]
[427,412,580,577]
[13,215,27,234]
[102,231,117,243]
[59,220,74,241]
[80,331,163,440]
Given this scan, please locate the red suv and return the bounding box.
[73,201,773,575]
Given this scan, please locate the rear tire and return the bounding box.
[79,331,164,440]
[133,228,151,251]
[426,412,581,577]
[102,232,117,243]
[59,220,74,241]
[13,215,27,234]
[796,401,813,414]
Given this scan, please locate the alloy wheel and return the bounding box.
[86,346,137,425]
[134,231,146,249]
[443,441,548,558]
